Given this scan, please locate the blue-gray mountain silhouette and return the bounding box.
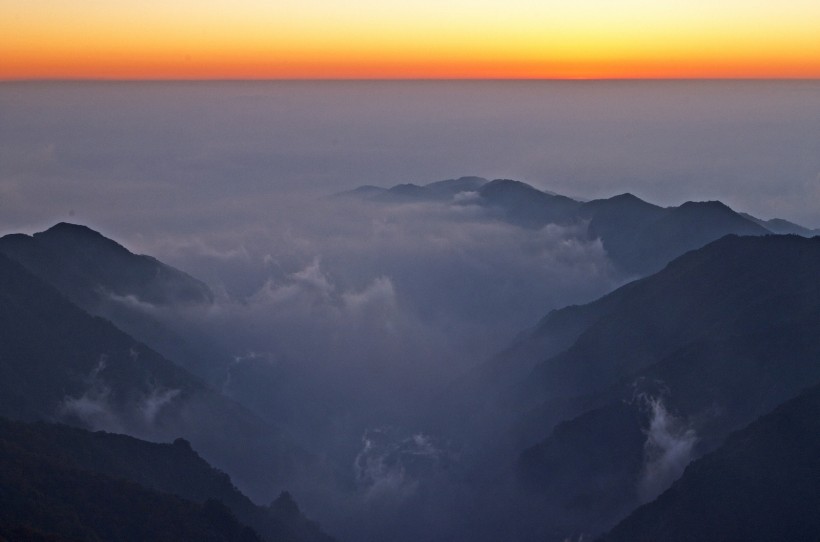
[0,222,226,383]
[0,251,308,504]
[510,235,820,540]
[598,381,820,542]
[0,417,333,542]
[340,177,816,275]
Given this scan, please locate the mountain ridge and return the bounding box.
[597,380,820,542]
[0,222,228,383]
[506,234,820,540]
[339,177,815,276]
[0,417,334,542]
[0,250,311,504]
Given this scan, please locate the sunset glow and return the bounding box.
[2,0,820,79]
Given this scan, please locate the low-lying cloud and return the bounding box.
[59,354,182,438]
[96,192,620,538]
[122,195,619,433]
[354,427,451,502]
[638,395,698,503]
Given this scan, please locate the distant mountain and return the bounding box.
[523,234,820,401]
[586,198,769,274]
[340,180,819,538]
[0,223,223,382]
[0,251,307,502]
[0,222,213,307]
[509,235,820,539]
[430,235,820,540]
[740,212,820,236]
[478,179,582,228]
[335,176,488,202]
[341,177,813,275]
[0,417,333,542]
[424,176,489,197]
[598,381,820,542]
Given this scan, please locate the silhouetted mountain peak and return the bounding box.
[0,222,214,307]
[36,221,131,251]
[475,179,582,228]
[740,212,819,236]
[338,176,814,278]
[667,201,769,232]
[480,178,544,197]
[609,193,649,205]
[673,200,735,215]
[423,176,488,197]
[44,221,106,237]
[660,201,769,236]
[581,192,663,217]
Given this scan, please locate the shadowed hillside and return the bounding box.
[0,417,333,542]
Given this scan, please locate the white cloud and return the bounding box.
[638,395,698,503]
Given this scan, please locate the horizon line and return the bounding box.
[3,76,820,83]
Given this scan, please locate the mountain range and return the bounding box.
[0,242,332,542]
[340,176,817,275]
[0,223,227,383]
[342,177,820,540]
[3,177,820,541]
[491,234,820,540]
[0,417,330,542]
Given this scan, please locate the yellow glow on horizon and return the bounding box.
[2,0,820,79]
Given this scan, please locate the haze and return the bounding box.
[2,80,820,540]
[2,81,819,235]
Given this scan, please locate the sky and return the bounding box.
[2,81,819,231]
[2,0,820,79]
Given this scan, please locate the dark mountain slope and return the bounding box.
[0,223,222,381]
[0,252,305,502]
[431,284,639,443]
[477,179,582,228]
[599,382,820,542]
[0,418,333,542]
[511,234,820,540]
[741,212,820,236]
[516,309,820,539]
[435,232,812,454]
[0,222,212,307]
[523,234,820,404]
[580,193,667,274]
[623,200,769,274]
[0,251,197,423]
[0,431,260,542]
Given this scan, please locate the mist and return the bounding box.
[638,395,697,503]
[2,81,820,238]
[102,191,616,467]
[3,80,820,541]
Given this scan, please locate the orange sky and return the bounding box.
[2,0,820,79]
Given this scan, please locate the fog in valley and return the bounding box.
[2,80,820,541]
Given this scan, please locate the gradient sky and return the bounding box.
[2,0,820,79]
